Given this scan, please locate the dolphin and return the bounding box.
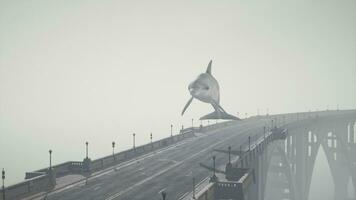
[181,60,240,120]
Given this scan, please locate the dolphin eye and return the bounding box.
[204,86,209,90]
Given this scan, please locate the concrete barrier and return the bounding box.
[195,182,216,200]
[0,174,53,200]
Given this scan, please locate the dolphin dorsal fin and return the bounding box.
[206,60,212,74]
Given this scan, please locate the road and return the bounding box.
[34,118,270,200]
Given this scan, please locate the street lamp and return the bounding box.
[170,124,173,137]
[133,133,136,150]
[191,118,194,127]
[211,156,217,181]
[161,191,166,200]
[85,142,89,159]
[112,141,115,160]
[49,150,52,170]
[2,168,5,200]
[150,132,153,148]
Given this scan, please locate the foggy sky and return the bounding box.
[0,0,355,185]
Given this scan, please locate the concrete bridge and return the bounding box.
[0,110,355,200]
[185,111,356,200]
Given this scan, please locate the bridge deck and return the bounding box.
[25,120,268,200]
[18,110,356,200]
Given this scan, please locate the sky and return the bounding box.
[0,0,355,185]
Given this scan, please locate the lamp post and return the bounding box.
[49,150,52,170]
[170,124,173,137]
[85,142,89,159]
[161,191,166,200]
[211,156,217,181]
[2,168,5,200]
[191,118,194,127]
[150,132,153,149]
[112,141,115,161]
[133,133,136,150]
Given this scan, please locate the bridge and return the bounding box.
[1,110,355,200]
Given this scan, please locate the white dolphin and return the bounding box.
[181,60,240,120]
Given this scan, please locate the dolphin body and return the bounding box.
[181,60,240,120]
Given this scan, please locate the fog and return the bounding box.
[0,0,355,186]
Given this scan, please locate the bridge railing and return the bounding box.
[0,173,52,200]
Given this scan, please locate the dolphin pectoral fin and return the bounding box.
[181,97,194,116]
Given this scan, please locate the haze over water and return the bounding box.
[0,1,355,193]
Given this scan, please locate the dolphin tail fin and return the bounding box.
[200,110,240,120]
[200,104,240,120]
[206,60,212,74]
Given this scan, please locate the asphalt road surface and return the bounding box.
[37,118,269,200]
